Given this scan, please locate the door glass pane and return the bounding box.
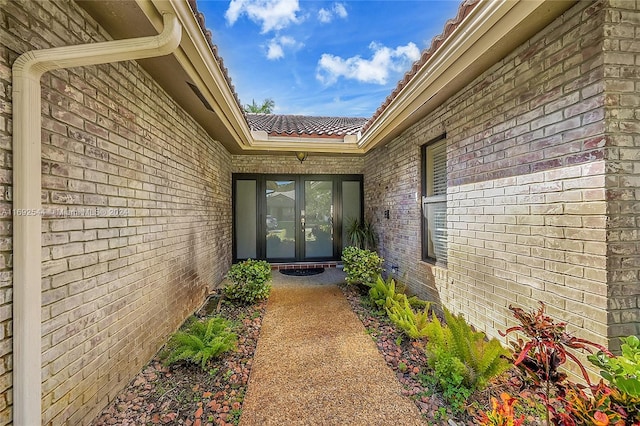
[266,180,295,259]
[305,181,333,258]
[341,181,361,250]
[235,180,256,259]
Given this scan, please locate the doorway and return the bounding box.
[233,174,362,262]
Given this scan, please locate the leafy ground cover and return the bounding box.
[91,295,267,426]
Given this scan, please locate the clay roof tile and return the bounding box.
[247,114,367,139]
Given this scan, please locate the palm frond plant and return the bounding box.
[163,316,237,370]
[345,217,377,250]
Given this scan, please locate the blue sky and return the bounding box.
[196,0,462,117]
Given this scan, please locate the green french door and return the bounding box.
[233,174,362,262]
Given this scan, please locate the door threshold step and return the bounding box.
[271,262,342,270]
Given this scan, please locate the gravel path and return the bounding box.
[240,269,426,425]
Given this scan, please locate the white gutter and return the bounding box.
[11,13,181,426]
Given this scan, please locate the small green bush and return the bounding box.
[163,316,237,370]
[341,246,383,286]
[588,335,640,421]
[225,259,272,303]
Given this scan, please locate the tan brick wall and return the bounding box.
[603,0,640,350]
[364,121,449,306]
[364,0,612,355]
[0,37,12,426]
[232,154,364,175]
[448,163,608,344]
[2,1,232,424]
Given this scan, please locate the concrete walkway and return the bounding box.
[240,268,425,426]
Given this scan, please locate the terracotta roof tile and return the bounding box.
[361,0,480,135]
[247,114,367,139]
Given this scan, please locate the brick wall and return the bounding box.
[2,1,233,424]
[603,0,640,349]
[365,0,615,357]
[232,154,364,175]
[0,15,12,426]
[364,121,449,306]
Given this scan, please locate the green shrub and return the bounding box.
[163,316,237,369]
[225,259,272,303]
[424,308,511,399]
[588,335,640,421]
[341,246,383,286]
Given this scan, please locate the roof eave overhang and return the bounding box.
[249,131,364,154]
[140,0,254,149]
[82,0,574,156]
[357,0,576,152]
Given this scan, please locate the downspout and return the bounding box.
[12,13,181,426]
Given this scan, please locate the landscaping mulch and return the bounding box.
[91,275,543,426]
[91,296,267,426]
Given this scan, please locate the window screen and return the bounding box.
[422,138,447,264]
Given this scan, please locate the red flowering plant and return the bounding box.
[499,302,613,425]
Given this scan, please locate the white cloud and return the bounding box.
[318,3,348,24]
[225,0,302,33]
[318,8,332,23]
[266,35,302,60]
[333,3,347,19]
[267,42,285,60]
[316,41,421,85]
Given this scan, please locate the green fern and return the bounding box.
[368,275,391,307]
[424,307,511,392]
[424,311,446,347]
[386,296,433,339]
[369,275,429,310]
[164,316,237,370]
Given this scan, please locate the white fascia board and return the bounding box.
[248,130,364,154]
[248,133,363,153]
